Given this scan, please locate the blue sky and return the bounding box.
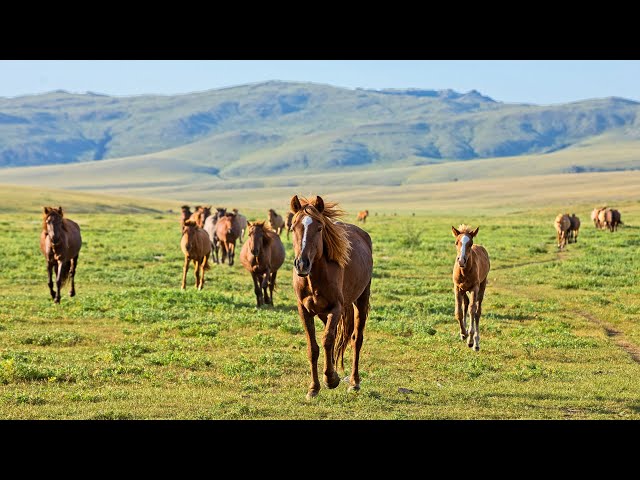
[1,60,639,105]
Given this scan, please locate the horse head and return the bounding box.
[43,206,65,245]
[182,219,198,252]
[452,225,479,268]
[247,221,269,257]
[290,195,325,276]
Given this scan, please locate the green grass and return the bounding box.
[0,189,639,419]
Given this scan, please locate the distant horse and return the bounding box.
[357,210,369,223]
[204,207,226,263]
[215,212,242,266]
[285,212,294,240]
[267,209,285,236]
[591,207,604,228]
[180,205,192,229]
[40,206,82,304]
[232,208,248,242]
[240,221,286,307]
[451,224,490,351]
[554,213,571,249]
[189,205,211,228]
[180,219,211,290]
[290,195,373,399]
[568,213,581,243]
[604,208,622,232]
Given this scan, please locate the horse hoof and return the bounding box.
[54,299,60,304]
[467,342,474,348]
[306,390,319,400]
[474,345,480,351]
[324,372,341,389]
[70,291,76,297]
[347,385,360,393]
[460,333,468,341]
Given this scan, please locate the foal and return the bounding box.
[451,224,490,351]
[180,219,212,290]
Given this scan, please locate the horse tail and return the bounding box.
[59,261,71,286]
[333,303,355,371]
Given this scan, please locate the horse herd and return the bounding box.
[554,207,623,250]
[42,197,627,398]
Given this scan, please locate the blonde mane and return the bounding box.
[457,223,475,234]
[292,197,352,268]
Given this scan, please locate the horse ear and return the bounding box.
[290,195,302,213]
[43,206,51,214]
[470,226,480,237]
[57,206,63,215]
[451,226,460,237]
[313,196,324,213]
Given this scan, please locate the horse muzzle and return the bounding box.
[251,248,260,257]
[294,257,311,277]
[457,257,467,268]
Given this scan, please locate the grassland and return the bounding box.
[0,184,638,419]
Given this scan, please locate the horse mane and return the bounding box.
[293,196,352,268]
[250,221,272,244]
[456,223,475,234]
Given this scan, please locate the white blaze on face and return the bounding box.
[301,215,313,252]
[460,235,471,261]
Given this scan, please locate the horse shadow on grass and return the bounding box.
[483,311,536,322]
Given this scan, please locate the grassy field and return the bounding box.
[0,185,639,419]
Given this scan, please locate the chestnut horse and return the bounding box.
[568,213,581,243]
[290,195,373,399]
[554,213,571,249]
[180,205,192,229]
[267,209,285,236]
[591,207,604,228]
[285,212,294,240]
[189,205,211,228]
[451,224,490,351]
[357,210,369,223]
[40,206,82,303]
[240,221,286,307]
[215,213,242,266]
[604,208,622,232]
[180,219,211,290]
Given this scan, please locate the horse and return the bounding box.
[40,206,82,304]
[290,195,373,399]
[189,205,211,228]
[285,211,294,240]
[215,212,242,266]
[267,208,285,236]
[554,213,571,250]
[357,210,369,223]
[451,224,490,351]
[605,208,622,232]
[568,213,581,243]
[180,219,211,290]
[180,205,192,229]
[204,207,226,263]
[232,208,248,242]
[591,207,602,228]
[240,221,285,308]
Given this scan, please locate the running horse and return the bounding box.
[285,212,294,240]
[290,195,373,399]
[554,213,571,250]
[451,224,490,351]
[267,209,285,236]
[240,221,285,307]
[356,210,369,223]
[568,213,581,243]
[40,206,82,304]
[180,219,211,290]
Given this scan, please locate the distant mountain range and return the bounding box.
[1,81,639,179]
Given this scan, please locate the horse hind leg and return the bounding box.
[252,273,263,307]
[268,269,278,306]
[348,282,371,393]
[47,262,56,300]
[69,255,78,297]
[471,281,487,351]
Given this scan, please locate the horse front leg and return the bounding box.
[454,286,467,340]
[69,254,78,297]
[198,255,208,290]
[181,256,189,290]
[228,242,235,267]
[261,267,271,304]
[54,260,63,304]
[194,260,201,289]
[47,262,56,300]
[268,270,278,306]
[252,272,263,307]
[473,280,487,352]
[298,303,320,399]
[468,288,479,349]
[321,304,342,390]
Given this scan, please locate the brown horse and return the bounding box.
[267,208,285,236]
[285,211,294,240]
[180,219,211,290]
[604,208,622,232]
[40,206,82,303]
[189,205,211,228]
[240,221,286,307]
[180,205,192,229]
[290,195,373,399]
[554,213,571,249]
[215,213,242,266]
[451,224,490,351]
[568,213,581,243]
[357,210,369,223]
